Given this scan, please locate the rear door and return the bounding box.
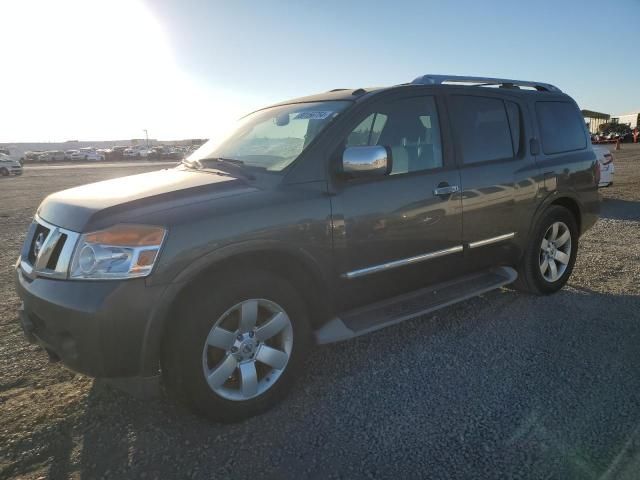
[446,92,541,268]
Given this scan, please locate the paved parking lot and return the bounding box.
[1,145,640,479]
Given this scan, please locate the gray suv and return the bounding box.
[16,74,600,421]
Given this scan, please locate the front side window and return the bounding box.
[188,101,351,172]
[449,95,514,164]
[345,96,443,175]
[536,101,586,155]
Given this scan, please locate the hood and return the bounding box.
[37,166,258,232]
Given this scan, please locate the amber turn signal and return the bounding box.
[84,225,166,246]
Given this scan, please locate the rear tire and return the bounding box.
[0,168,9,177]
[162,270,311,422]
[512,205,579,295]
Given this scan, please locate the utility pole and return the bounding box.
[143,129,149,149]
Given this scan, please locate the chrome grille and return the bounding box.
[20,216,80,279]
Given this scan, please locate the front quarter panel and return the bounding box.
[146,181,334,286]
[134,180,333,375]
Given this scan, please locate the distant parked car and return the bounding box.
[64,150,79,160]
[112,146,127,158]
[0,153,23,176]
[39,150,65,162]
[123,146,150,158]
[592,144,614,187]
[86,151,105,161]
[23,151,43,162]
[96,148,113,160]
[73,148,105,161]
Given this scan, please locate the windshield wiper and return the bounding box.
[186,157,255,180]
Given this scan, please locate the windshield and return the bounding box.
[186,100,351,172]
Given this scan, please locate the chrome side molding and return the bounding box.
[468,232,516,249]
[343,245,464,279]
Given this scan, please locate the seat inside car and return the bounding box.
[378,111,438,174]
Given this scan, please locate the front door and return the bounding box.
[331,93,464,310]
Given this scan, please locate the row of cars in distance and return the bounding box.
[23,148,103,162]
[121,145,192,159]
[591,130,636,143]
[41,148,105,162]
[24,145,195,163]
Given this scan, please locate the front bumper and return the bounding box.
[15,266,166,378]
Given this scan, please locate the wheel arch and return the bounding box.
[532,191,583,235]
[138,242,332,375]
[549,196,581,233]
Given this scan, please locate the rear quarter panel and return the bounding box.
[527,96,600,234]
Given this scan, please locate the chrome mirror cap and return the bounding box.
[342,146,391,177]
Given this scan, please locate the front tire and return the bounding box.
[162,270,311,422]
[512,205,579,295]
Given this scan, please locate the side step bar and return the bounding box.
[315,266,517,344]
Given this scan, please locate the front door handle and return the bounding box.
[433,185,460,196]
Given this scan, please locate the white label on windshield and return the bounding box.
[294,111,333,120]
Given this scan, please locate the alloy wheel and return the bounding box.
[539,221,572,282]
[201,298,293,401]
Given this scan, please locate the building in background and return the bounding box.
[612,111,640,129]
[582,110,610,134]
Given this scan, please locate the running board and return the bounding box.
[315,266,517,344]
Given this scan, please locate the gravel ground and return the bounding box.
[1,146,639,479]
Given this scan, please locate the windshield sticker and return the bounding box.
[294,111,333,120]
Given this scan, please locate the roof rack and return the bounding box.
[411,74,561,93]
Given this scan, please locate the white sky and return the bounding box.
[0,0,261,142]
[3,0,638,143]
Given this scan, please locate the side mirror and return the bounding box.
[342,146,391,177]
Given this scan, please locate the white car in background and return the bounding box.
[0,153,23,176]
[38,150,65,162]
[84,151,105,161]
[64,149,79,160]
[71,148,104,161]
[593,144,614,187]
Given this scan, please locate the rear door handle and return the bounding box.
[433,185,460,196]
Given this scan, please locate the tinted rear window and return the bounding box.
[536,101,586,154]
[449,95,514,164]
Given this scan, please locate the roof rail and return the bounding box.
[411,74,562,93]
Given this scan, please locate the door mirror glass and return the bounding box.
[342,146,391,177]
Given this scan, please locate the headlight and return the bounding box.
[69,224,166,280]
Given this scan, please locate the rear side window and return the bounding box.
[536,101,586,154]
[449,95,514,164]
